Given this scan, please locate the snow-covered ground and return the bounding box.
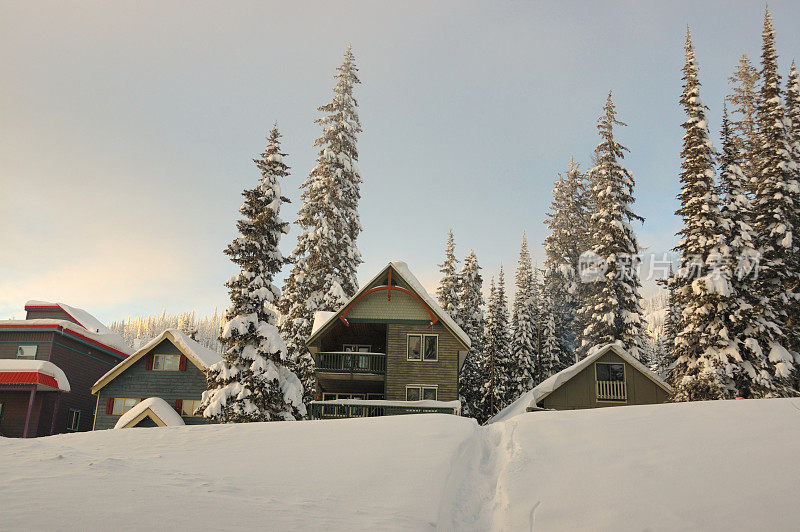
[1,399,798,531]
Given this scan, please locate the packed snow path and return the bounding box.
[1,399,799,530]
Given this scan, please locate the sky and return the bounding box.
[2,1,799,323]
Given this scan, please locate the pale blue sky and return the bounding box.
[1,1,798,322]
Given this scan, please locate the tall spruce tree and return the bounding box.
[785,61,800,354]
[457,250,487,421]
[202,126,305,422]
[539,268,570,380]
[436,229,461,323]
[751,10,799,382]
[578,92,645,359]
[278,46,364,406]
[481,268,512,418]
[510,233,536,397]
[544,156,589,358]
[726,54,761,192]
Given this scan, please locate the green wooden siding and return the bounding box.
[347,289,431,321]
[385,322,459,401]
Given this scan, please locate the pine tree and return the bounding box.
[751,10,799,382]
[785,61,800,354]
[436,229,460,323]
[457,250,487,421]
[202,125,305,422]
[726,54,760,192]
[578,92,645,359]
[543,156,589,358]
[278,46,364,406]
[657,265,679,377]
[509,233,536,397]
[481,268,511,418]
[539,268,569,379]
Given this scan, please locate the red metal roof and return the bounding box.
[0,371,62,391]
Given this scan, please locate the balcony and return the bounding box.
[313,351,386,378]
[310,400,459,420]
[596,380,627,401]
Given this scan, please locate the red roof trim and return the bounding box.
[0,371,61,390]
[0,324,128,359]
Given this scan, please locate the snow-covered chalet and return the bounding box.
[0,301,132,437]
[305,261,470,419]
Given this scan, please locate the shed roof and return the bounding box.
[92,329,222,393]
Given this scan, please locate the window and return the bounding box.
[423,335,438,361]
[153,354,181,371]
[406,385,438,401]
[66,409,81,431]
[16,345,37,360]
[112,398,141,415]
[596,363,624,381]
[181,399,203,417]
[407,335,422,360]
[342,344,371,352]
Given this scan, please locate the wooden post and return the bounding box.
[22,386,37,438]
[49,391,63,435]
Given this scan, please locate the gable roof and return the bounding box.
[25,300,114,335]
[306,261,471,350]
[92,329,222,394]
[0,319,132,358]
[114,397,186,429]
[488,343,673,424]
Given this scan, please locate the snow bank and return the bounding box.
[2,399,799,530]
[114,397,186,429]
[0,359,71,391]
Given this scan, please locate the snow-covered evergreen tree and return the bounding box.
[543,156,588,358]
[202,125,305,422]
[578,92,645,360]
[456,250,487,421]
[436,229,460,324]
[481,268,512,418]
[726,54,761,192]
[785,61,800,354]
[539,268,570,380]
[750,10,799,381]
[656,265,679,377]
[509,233,536,396]
[278,46,364,406]
[108,310,225,352]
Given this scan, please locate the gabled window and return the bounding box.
[152,354,182,371]
[595,363,626,401]
[66,409,81,431]
[16,345,37,360]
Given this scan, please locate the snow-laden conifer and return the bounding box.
[785,61,800,354]
[543,157,588,357]
[509,233,536,396]
[481,268,512,417]
[202,126,305,422]
[578,92,645,359]
[456,250,487,421]
[539,268,570,380]
[726,55,761,192]
[750,10,800,380]
[278,46,364,405]
[436,229,461,324]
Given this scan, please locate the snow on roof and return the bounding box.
[0,318,132,356]
[307,261,471,349]
[0,359,71,392]
[488,343,673,424]
[114,397,186,429]
[25,300,113,334]
[92,329,222,392]
[311,311,336,338]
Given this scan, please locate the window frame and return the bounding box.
[16,345,38,360]
[406,384,438,401]
[342,344,371,353]
[422,335,439,361]
[112,397,141,415]
[152,354,181,371]
[594,362,627,403]
[66,409,81,431]
[407,334,422,361]
[181,399,204,417]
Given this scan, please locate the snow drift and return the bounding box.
[1,399,798,530]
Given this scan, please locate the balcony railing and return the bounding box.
[313,352,386,375]
[597,380,627,401]
[310,401,458,419]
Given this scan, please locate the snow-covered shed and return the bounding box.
[305,261,469,419]
[490,343,673,423]
[91,329,221,430]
